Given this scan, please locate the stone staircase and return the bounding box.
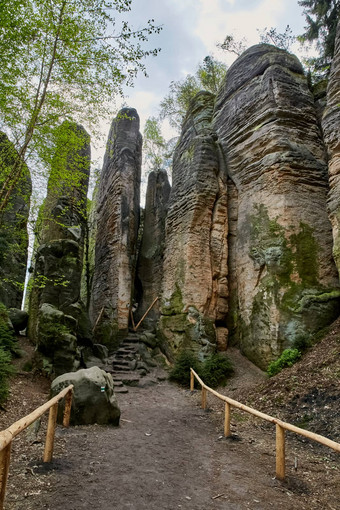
[106,331,166,393]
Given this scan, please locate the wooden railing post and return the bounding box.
[224,402,231,437]
[0,442,11,509]
[276,424,285,480]
[190,370,194,392]
[62,389,73,427]
[201,387,207,410]
[43,403,58,462]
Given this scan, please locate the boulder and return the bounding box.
[322,20,340,274]
[37,303,80,376]
[51,366,120,426]
[159,91,228,358]
[8,308,28,333]
[213,44,340,369]
[90,108,142,348]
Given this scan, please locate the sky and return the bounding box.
[110,0,310,142]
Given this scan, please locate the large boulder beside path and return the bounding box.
[51,366,120,426]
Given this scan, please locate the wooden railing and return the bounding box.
[0,384,73,509]
[190,368,340,480]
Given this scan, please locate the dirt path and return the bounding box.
[3,378,337,510]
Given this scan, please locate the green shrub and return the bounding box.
[267,348,302,377]
[200,353,234,388]
[169,350,201,387]
[169,350,234,388]
[0,347,14,404]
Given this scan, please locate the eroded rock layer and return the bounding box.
[323,20,340,273]
[135,169,170,328]
[213,44,340,369]
[91,108,142,349]
[0,132,31,308]
[160,92,228,358]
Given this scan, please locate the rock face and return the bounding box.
[213,44,340,369]
[51,366,120,426]
[135,169,170,328]
[322,20,340,273]
[159,92,229,358]
[90,108,142,349]
[28,122,91,375]
[0,132,31,308]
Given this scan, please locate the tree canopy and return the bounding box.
[159,55,227,132]
[298,0,340,74]
[0,0,161,218]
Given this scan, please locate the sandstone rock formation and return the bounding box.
[159,92,229,358]
[0,132,31,308]
[90,108,142,349]
[213,44,340,369]
[28,122,91,375]
[322,20,340,274]
[51,366,120,426]
[135,169,170,328]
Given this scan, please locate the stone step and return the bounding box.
[112,373,140,386]
[115,352,135,358]
[113,364,133,372]
[114,386,129,394]
[112,359,130,366]
[113,380,123,387]
[124,337,140,343]
[117,347,136,353]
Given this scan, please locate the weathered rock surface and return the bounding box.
[159,92,229,358]
[51,366,120,426]
[28,123,91,374]
[8,308,28,333]
[135,169,170,327]
[322,20,340,273]
[40,122,91,248]
[0,132,31,308]
[213,44,340,369]
[90,108,142,349]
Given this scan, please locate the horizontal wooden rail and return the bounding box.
[0,384,73,509]
[190,368,339,480]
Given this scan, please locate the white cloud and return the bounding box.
[193,0,304,65]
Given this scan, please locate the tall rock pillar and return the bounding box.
[28,122,91,376]
[213,44,340,369]
[159,91,229,359]
[322,20,340,273]
[91,108,142,349]
[135,169,171,328]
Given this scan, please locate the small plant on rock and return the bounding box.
[267,348,302,377]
